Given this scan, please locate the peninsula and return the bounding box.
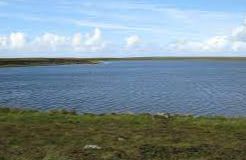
[0,58,99,67]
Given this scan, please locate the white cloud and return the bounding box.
[72,28,106,52]
[125,35,141,48]
[168,36,232,53]
[203,36,229,51]
[232,41,246,51]
[0,36,8,48]
[84,28,102,46]
[0,28,106,54]
[9,32,27,49]
[72,33,83,47]
[0,32,27,50]
[168,40,203,51]
[232,24,246,41]
[169,18,246,53]
[33,33,67,51]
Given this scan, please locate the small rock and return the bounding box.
[118,137,125,141]
[84,145,101,149]
[156,112,170,118]
[126,111,134,115]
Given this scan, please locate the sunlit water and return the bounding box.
[0,60,246,116]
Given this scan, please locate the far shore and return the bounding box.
[1,57,246,67]
[0,58,99,67]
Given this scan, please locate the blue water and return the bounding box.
[0,60,246,116]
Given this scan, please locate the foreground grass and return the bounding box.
[0,108,245,160]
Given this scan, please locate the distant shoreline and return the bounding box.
[0,58,100,67]
[89,56,246,61]
[0,57,246,67]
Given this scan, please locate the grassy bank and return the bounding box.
[1,57,246,67]
[0,58,99,67]
[0,108,245,160]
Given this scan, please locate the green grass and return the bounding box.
[0,108,245,160]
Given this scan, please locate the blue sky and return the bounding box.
[0,0,246,57]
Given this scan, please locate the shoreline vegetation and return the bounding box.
[0,58,99,67]
[0,108,245,159]
[1,57,246,67]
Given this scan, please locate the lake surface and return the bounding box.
[0,60,246,116]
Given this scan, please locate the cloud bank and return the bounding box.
[1,18,246,57]
[0,28,106,56]
[169,18,246,54]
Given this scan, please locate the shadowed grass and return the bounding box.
[0,108,245,160]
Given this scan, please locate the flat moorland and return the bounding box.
[0,58,99,67]
[0,108,245,160]
[1,57,246,67]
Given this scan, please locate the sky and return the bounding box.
[0,0,246,57]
